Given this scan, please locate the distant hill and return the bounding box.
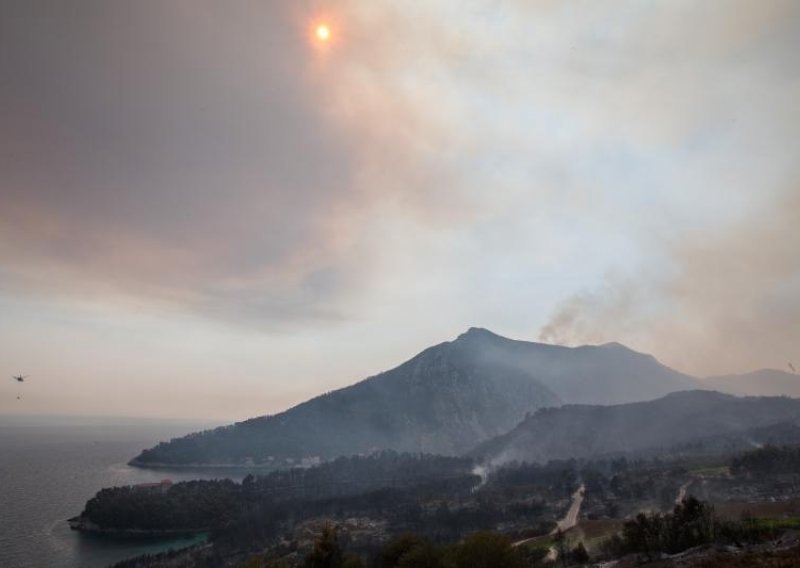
[131,328,697,467]
[701,369,800,398]
[471,390,800,465]
[641,419,800,460]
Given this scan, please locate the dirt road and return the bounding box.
[512,483,585,548]
[552,484,585,534]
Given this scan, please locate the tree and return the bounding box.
[570,542,589,564]
[306,525,344,568]
[382,533,443,568]
[454,532,524,568]
[613,496,717,559]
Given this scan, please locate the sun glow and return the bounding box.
[315,23,331,43]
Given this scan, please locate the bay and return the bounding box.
[0,414,245,568]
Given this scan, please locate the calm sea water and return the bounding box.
[0,414,246,568]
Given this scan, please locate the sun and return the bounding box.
[315,23,331,43]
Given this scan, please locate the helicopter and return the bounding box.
[12,374,28,383]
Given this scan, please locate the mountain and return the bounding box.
[471,390,800,465]
[448,328,697,405]
[701,369,800,398]
[131,328,697,467]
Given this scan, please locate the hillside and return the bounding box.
[471,390,800,465]
[702,369,800,398]
[131,328,697,467]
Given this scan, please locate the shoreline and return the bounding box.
[68,516,208,539]
[127,459,284,471]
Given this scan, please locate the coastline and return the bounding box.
[67,516,208,538]
[127,458,281,471]
[0,416,226,568]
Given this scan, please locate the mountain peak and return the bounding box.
[131,327,698,467]
[456,327,505,342]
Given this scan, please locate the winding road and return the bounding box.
[512,483,585,548]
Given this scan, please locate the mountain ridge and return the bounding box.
[131,328,699,467]
[701,368,800,398]
[471,390,800,465]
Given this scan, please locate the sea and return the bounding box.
[0,414,249,568]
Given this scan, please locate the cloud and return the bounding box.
[539,190,800,375]
[333,0,800,373]
[0,1,504,327]
[1,0,799,359]
[0,1,371,325]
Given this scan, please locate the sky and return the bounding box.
[1,1,799,420]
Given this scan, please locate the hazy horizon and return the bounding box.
[2,1,799,420]
[2,327,796,423]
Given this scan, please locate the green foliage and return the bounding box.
[602,497,717,559]
[82,452,475,533]
[83,480,239,531]
[602,497,730,559]
[382,534,443,568]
